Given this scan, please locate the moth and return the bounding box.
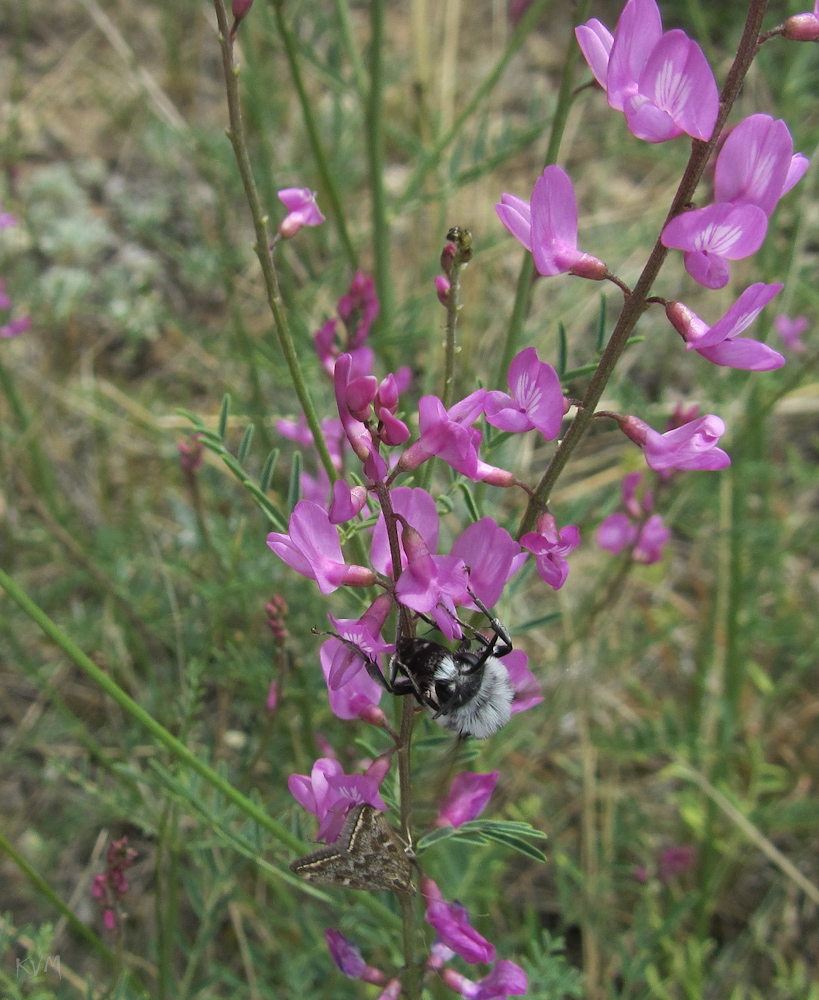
[290,804,415,895]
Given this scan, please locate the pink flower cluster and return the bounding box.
[576,0,719,144]
[660,114,808,290]
[91,836,137,933]
[597,472,670,564]
[318,831,527,996]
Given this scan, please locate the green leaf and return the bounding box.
[416,826,457,852]
[237,424,255,464]
[287,452,302,514]
[259,448,279,494]
[218,394,230,442]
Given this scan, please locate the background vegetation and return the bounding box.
[1,0,817,997]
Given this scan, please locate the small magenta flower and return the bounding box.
[266,500,376,594]
[394,525,470,640]
[370,486,440,577]
[277,187,325,238]
[660,202,768,289]
[715,114,809,217]
[620,414,730,472]
[434,771,500,828]
[397,390,489,480]
[322,595,393,690]
[658,844,695,883]
[598,472,670,564]
[496,166,607,279]
[520,512,580,591]
[338,270,380,347]
[325,930,387,984]
[441,960,528,999]
[1,316,31,338]
[450,517,526,610]
[576,0,718,143]
[505,650,544,715]
[422,877,497,964]
[774,315,808,353]
[334,353,376,462]
[665,283,785,371]
[485,347,568,440]
[288,757,387,843]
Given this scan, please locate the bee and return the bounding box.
[361,597,515,739]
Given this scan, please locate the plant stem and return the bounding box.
[212,0,337,483]
[496,0,591,387]
[366,0,394,338]
[0,565,305,854]
[518,0,770,535]
[270,0,359,271]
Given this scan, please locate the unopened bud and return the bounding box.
[569,254,609,281]
[783,13,819,41]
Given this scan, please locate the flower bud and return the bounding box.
[783,13,819,41]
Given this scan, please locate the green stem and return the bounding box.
[0,565,304,854]
[211,0,337,483]
[495,0,591,387]
[398,0,555,209]
[366,0,394,338]
[0,826,121,973]
[0,353,61,518]
[518,0,769,536]
[270,0,359,270]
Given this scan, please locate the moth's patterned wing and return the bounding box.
[290,804,415,894]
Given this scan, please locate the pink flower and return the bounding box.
[620,414,730,471]
[370,486,439,577]
[1,316,31,338]
[520,512,580,590]
[324,930,388,985]
[658,844,695,882]
[450,518,526,610]
[496,167,607,279]
[505,650,544,715]
[338,271,379,347]
[434,772,500,828]
[577,0,718,143]
[485,347,567,440]
[715,114,809,217]
[266,500,376,594]
[598,470,672,564]
[422,878,496,964]
[277,187,325,238]
[325,930,367,978]
[774,314,808,353]
[288,758,387,843]
[660,202,768,289]
[322,595,393,690]
[397,390,514,484]
[665,283,785,371]
[394,525,470,640]
[441,960,528,999]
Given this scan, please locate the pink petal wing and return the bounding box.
[662,203,768,258]
[695,337,786,371]
[575,20,614,89]
[683,250,730,290]
[694,282,783,350]
[623,93,681,143]
[531,166,578,275]
[607,0,663,111]
[495,195,532,251]
[675,35,719,141]
[715,114,792,215]
[782,153,809,197]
